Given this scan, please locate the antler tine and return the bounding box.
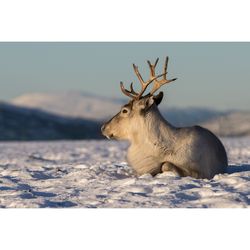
[163,56,168,80]
[154,58,159,68]
[133,64,145,86]
[147,60,155,78]
[132,63,152,99]
[150,56,177,95]
[147,57,159,79]
[130,82,139,95]
[120,81,137,99]
[133,62,165,99]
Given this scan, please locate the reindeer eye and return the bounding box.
[122,108,128,114]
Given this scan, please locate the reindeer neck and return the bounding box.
[131,105,175,147]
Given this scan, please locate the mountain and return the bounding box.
[11,91,225,124]
[12,91,124,121]
[0,102,102,141]
[161,107,226,127]
[201,111,250,137]
[9,91,250,138]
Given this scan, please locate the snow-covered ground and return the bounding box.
[0,137,250,208]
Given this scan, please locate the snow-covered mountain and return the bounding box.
[11,91,225,124]
[12,91,124,121]
[201,111,250,137]
[0,101,101,140]
[162,107,225,127]
[6,91,250,138]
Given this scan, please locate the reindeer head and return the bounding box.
[101,57,177,141]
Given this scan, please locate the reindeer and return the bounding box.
[101,57,228,179]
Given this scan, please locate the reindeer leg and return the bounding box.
[161,162,185,177]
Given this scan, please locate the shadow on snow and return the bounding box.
[227,164,250,174]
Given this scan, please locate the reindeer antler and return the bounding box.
[120,57,177,100]
[148,57,177,95]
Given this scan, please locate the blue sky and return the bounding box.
[0,42,249,110]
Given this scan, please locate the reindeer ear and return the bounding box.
[136,93,162,111]
[135,95,153,111]
[153,91,163,106]
[136,95,155,111]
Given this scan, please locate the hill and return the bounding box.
[12,91,123,121]
[9,91,250,138]
[201,111,250,137]
[0,102,101,140]
[11,91,225,124]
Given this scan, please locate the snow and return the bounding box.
[0,137,250,208]
[11,91,123,121]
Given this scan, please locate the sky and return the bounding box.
[0,42,249,111]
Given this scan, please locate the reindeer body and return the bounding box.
[126,105,227,178]
[102,57,228,179]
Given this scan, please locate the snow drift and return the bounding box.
[0,137,249,208]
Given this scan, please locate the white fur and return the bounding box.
[102,99,228,179]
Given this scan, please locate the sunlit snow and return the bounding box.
[0,137,249,208]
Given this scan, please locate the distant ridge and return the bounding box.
[11,91,225,123]
[0,101,102,140]
[12,91,124,121]
[201,111,250,137]
[7,91,250,138]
